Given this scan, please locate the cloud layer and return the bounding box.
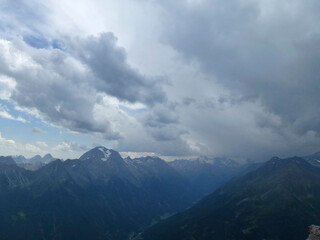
[157,0,320,136]
[1,0,320,159]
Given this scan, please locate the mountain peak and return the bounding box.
[0,156,16,165]
[79,146,121,162]
[135,156,163,162]
[97,147,112,161]
[265,156,309,167]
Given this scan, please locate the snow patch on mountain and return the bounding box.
[98,147,111,161]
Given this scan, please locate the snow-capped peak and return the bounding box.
[98,147,111,161]
[79,146,121,162]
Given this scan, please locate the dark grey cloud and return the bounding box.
[182,97,196,106]
[148,127,186,142]
[116,130,194,156]
[156,0,320,137]
[143,103,179,128]
[68,33,167,105]
[141,103,188,142]
[0,38,121,140]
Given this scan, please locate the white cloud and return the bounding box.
[53,142,72,152]
[23,144,41,153]
[51,141,90,159]
[0,132,15,145]
[0,104,26,122]
[36,141,48,147]
[0,75,16,100]
[0,132,41,157]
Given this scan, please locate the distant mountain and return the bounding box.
[10,155,27,164]
[28,154,43,163]
[169,156,253,197]
[0,156,16,165]
[12,153,56,164]
[303,152,320,167]
[0,147,197,240]
[29,153,56,163]
[141,156,320,240]
[42,153,55,163]
[17,162,47,171]
[126,156,195,213]
[11,153,56,171]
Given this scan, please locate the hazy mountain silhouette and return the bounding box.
[141,156,320,240]
[0,147,197,240]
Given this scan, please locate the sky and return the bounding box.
[0,0,320,160]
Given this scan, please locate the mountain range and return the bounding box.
[169,156,252,197]
[12,153,56,164]
[11,153,56,171]
[0,147,199,240]
[1,147,320,239]
[140,156,320,240]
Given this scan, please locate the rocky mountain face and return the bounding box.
[0,147,198,240]
[17,162,47,171]
[307,225,320,240]
[0,156,31,191]
[141,156,320,240]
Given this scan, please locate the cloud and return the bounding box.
[0,0,194,157]
[36,141,48,147]
[0,75,16,100]
[1,0,320,159]
[0,104,26,122]
[53,141,89,153]
[0,132,15,145]
[0,0,48,39]
[24,143,41,153]
[68,33,167,105]
[32,127,46,133]
[53,142,73,152]
[144,104,179,128]
[0,28,168,140]
[0,132,41,157]
[0,38,122,140]
[156,0,320,137]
